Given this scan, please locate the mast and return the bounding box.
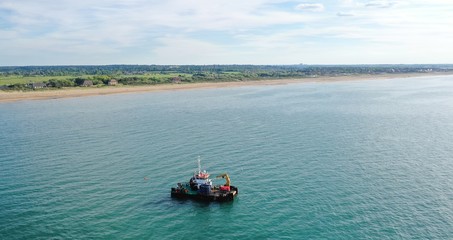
[197,156,201,174]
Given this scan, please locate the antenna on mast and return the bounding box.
[197,156,201,173]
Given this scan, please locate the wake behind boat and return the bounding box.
[171,157,238,202]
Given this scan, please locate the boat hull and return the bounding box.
[171,185,238,202]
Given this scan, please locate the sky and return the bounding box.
[0,0,452,66]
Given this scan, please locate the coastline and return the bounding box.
[1,72,451,103]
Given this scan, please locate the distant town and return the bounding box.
[1,64,453,91]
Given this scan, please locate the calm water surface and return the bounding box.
[1,76,453,239]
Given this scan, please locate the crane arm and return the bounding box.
[216,173,231,186]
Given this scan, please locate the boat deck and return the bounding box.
[171,182,238,202]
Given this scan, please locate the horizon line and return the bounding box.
[2,63,453,68]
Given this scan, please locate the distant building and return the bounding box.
[81,80,93,87]
[30,82,47,89]
[108,79,118,86]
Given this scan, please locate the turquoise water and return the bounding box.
[1,76,453,239]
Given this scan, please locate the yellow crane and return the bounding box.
[216,173,231,186]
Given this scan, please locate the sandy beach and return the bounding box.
[1,72,451,103]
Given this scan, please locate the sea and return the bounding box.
[1,75,452,239]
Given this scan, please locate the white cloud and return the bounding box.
[364,0,400,8]
[337,12,355,17]
[295,3,325,12]
[0,0,453,65]
[151,37,241,64]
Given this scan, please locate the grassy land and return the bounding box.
[118,73,192,79]
[2,64,452,91]
[0,73,193,86]
[0,75,85,85]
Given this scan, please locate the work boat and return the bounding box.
[171,158,238,202]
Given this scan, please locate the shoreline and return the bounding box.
[1,72,451,103]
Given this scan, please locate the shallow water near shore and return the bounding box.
[1,76,453,239]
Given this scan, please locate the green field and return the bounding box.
[2,65,451,90]
[118,73,192,79]
[0,73,194,86]
[0,75,85,85]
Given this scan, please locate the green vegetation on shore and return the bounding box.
[1,64,452,91]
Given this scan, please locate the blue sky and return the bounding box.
[0,0,452,65]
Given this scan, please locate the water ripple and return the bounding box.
[1,76,453,239]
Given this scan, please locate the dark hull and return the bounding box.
[171,186,238,202]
